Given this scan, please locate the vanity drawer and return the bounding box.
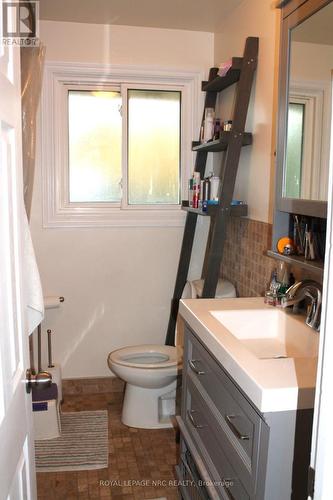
[184,377,250,500]
[184,327,268,493]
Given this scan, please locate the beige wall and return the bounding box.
[291,41,333,82]
[40,20,213,67]
[214,0,280,223]
[31,21,214,378]
[32,10,282,378]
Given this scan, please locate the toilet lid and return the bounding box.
[109,344,183,369]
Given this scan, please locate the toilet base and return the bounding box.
[121,380,177,429]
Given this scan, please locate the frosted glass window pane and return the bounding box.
[68,90,122,202]
[128,89,180,205]
[285,102,304,198]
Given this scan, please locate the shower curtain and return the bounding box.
[21,43,46,220]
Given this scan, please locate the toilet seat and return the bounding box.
[108,344,182,369]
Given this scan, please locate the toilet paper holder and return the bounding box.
[44,296,65,309]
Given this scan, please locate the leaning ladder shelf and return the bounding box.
[165,36,259,346]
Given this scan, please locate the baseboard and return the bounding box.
[62,376,125,396]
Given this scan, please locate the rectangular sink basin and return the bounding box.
[210,308,318,359]
[179,297,319,412]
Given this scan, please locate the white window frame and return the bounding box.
[41,61,202,227]
[288,80,331,201]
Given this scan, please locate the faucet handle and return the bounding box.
[281,280,322,331]
[305,300,321,331]
[284,280,303,297]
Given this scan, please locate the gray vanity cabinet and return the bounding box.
[176,325,313,500]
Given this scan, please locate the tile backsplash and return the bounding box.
[221,217,275,297]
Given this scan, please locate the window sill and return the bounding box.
[43,206,187,228]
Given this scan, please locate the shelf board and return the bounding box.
[192,131,252,152]
[267,250,324,276]
[182,201,248,217]
[202,58,243,92]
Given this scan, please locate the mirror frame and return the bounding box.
[276,0,332,218]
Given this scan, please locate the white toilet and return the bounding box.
[108,344,182,429]
[107,278,236,429]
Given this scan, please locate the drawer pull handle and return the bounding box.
[188,359,205,375]
[225,414,249,441]
[187,410,206,429]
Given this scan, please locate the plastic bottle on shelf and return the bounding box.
[200,180,204,208]
[203,108,215,143]
[188,177,193,207]
[210,176,220,201]
[201,178,211,203]
[223,120,233,132]
[213,118,221,140]
[192,172,200,209]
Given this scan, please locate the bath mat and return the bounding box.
[35,410,108,472]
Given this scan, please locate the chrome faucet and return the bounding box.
[280,280,322,331]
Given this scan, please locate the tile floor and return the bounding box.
[36,391,179,499]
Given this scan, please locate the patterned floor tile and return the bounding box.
[36,391,179,499]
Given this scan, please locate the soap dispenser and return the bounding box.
[265,269,280,306]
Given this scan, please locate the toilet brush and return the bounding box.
[46,329,63,403]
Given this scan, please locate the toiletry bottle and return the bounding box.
[210,176,220,201]
[199,180,204,208]
[192,172,200,209]
[213,118,221,140]
[277,261,289,294]
[202,177,211,203]
[203,108,215,143]
[200,124,204,143]
[265,269,280,306]
[223,120,233,132]
[188,177,193,207]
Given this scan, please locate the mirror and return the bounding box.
[283,2,333,202]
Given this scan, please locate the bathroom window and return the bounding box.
[284,84,328,201]
[285,102,305,199]
[68,90,122,203]
[68,88,180,207]
[42,63,198,227]
[127,89,181,206]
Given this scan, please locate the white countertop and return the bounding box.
[179,297,319,413]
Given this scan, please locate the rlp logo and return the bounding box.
[2,2,37,38]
